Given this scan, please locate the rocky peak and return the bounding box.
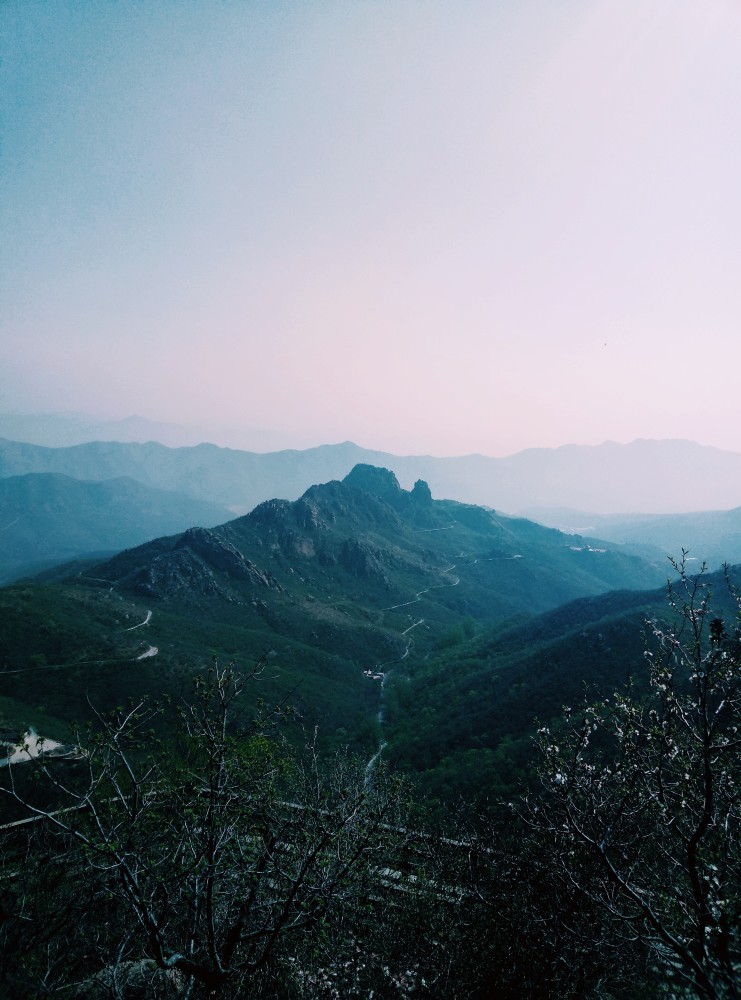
[342,464,403,498]
[411,479,433,504]
[248,498,293,527]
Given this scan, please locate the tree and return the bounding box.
[533,558,741,999]
[0,658,411,998]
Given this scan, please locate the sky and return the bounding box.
[2,0,741,457]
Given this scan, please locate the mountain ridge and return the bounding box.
[2,435,741,516]
[521,503,741,571]
[92,465,668,618]
[0,472,232,583]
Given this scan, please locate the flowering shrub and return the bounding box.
[534,557,740,1000]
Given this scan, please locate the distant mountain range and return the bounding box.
[3,435,741,581]
[0,412,297,452]
[0,412,224,449]
[519,505,741,571]
[2,435,741,516]
[0,473,232,583]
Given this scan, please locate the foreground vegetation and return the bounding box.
[1,560,739,997]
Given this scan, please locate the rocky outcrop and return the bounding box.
[411,479,433,505]
[293,496,322,530]
[343,464,403,499]
[135,549,231,601]
[247,498,293,527]
[127,528,277,601]
[343,465,435,522]
[339,537,388,582]
[177,528,274,588]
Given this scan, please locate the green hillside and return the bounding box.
[385,564,741,804]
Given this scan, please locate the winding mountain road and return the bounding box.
[365,538,523,782]
[125,610,152,631]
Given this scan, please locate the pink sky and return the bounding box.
[2,0,740,457]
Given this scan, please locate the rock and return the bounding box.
[411,479,433,504]
[339,537,387,582]
[342,464,403,498]
[248,498,293,526]
[136,549,228,601]
[177,528,273,588]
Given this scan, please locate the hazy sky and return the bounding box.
[3,0,740,456]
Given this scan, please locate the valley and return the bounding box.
[1,449,740,998]
[0,460,684,777]
[3,452,739,806]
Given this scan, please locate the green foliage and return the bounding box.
[0,468,673,763]
[384,568,741,807]
[2,468,739,995]
[0,471,232,583]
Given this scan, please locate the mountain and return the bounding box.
[490,438,741,513]
[0,473,232,583]
[3,436,741,515]
[0,437,380,514]
[94,462,666,619]
[0,466,668,752]
[519,505,741,571]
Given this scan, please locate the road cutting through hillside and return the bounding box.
[366,548,520,783]
[120,608,157,659]
[365,565,462,785]
[381,564,460,612]
[125,609,152,630]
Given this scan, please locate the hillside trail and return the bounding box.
[364,560,460,786]
[364,540,525,785]
[125,609,152,630]
[77,572,158,661]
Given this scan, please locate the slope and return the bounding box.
[520,504,741,571]
[385,563,741,805]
